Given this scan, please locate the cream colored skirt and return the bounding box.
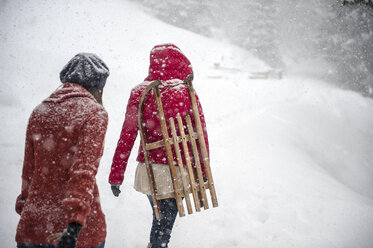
[134,162,190,196]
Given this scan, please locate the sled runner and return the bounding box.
[137,75,218,220]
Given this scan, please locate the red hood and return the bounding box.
[145,43,193,81]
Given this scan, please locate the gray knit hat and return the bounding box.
[60,53,110,90]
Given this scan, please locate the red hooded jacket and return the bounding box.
[15,83,107,247]
[109,44,209,185]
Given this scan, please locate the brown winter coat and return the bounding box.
[15,82,107,247]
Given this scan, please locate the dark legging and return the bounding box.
[147,196,178,248]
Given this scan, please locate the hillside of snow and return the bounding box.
[1,0,373,247]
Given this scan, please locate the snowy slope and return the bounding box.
[1,0,373,248]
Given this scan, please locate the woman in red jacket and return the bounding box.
[109,44,209,248]
[15,53,109,248]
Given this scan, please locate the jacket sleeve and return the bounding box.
[15,116,35,215]
[61,108,108,226]
[109,89,139,185]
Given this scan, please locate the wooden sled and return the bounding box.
[137,75,218,220]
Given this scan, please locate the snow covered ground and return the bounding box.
[1,0,373,247]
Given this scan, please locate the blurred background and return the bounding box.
[133,0,373,97]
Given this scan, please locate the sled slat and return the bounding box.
[145,133,197,151]
[156,182,210,201]
[176,115,201,212]
[157,193,175,200]
[169,117,193,215]
[185,76,219,208]
[153,86,185,217]
[186,115,209,210]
